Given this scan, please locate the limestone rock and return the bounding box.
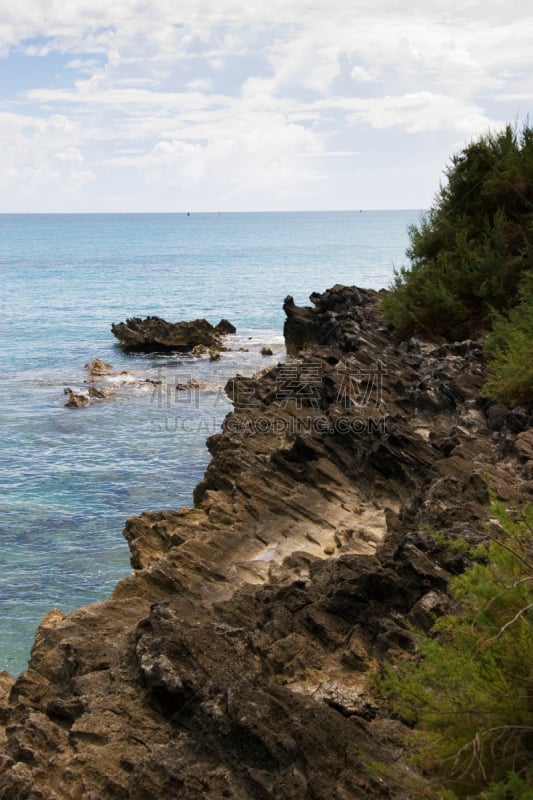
[63,388,90,408]
[84,359,114,381]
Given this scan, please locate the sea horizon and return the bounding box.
[0,207,427,216]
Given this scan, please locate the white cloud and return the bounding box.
[323,92,499,135]
[350,66,377,84]
[0,1,531,210]
[107,48,120,67]
[264,28,341,94]
[48,114,74,131]
[0,110,93,208]
[55,146,84,161]
[186,78,214,92]
[103,104,325,202]
[143,139,206,185]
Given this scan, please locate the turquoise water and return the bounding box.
[0,210,420,673]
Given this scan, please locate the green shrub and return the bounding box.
[381,123,533,340]
[483,274,533,406]
[380,500,533,797]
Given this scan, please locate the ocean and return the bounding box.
[0,210,421,674]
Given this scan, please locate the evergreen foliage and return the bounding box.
[381,124,533,340]
[483,273,533,406]
[380,501,533,797]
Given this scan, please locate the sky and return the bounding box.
[1,1,532,213]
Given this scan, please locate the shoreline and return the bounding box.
[1,284,531,798]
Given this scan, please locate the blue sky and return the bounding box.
[1,1,532,212]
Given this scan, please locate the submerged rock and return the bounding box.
[85,358,114,381]
[63,387,90,408]
[88,385,114,399]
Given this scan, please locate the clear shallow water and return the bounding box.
[0,210,420,673]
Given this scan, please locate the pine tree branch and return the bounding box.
[487,602,533,641]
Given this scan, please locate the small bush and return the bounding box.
[483,274,533,407]
[380,500,533,797]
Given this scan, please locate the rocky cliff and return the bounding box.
[1,285,531,799]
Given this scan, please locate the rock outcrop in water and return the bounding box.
[1,286,531,799]
[111,316,236,353]
[63,359,159,409]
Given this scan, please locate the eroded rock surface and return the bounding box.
[2,286,531,799]
[111,316,236,352]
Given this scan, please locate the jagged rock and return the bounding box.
[282,295,320,356]
[283,285,382,356]
[111,316,236,352]
[63,388,90,408]
[84,358,114,381]
[215,318,237,335]
[88,385,114,399]
[175,378,206,392]
[0,672,15,730]
[66,357,203,409]
[2,285,532,799]
[407,590,452,631]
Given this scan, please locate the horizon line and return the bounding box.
[0,207,427,216]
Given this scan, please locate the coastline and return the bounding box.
[1,284,531,798]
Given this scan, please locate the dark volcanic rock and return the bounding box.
[1,285,531,799]
[111,315,235,352]
[214,318,237,335]
[284,284,383,356]
[283,295,320,355]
